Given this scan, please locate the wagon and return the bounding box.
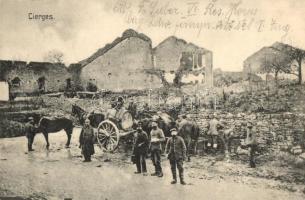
[95,110,135,151]
[72,104,136,152]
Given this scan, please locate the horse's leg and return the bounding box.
[42,131,50,149]
[65,128,73,148]
[194,139,198,155]
[186,137,191,162]
[221,135,230,160]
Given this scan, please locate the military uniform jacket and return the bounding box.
[245,127,257,146]
[24,122,36,138]
[150,128,165,151]
[133,130,149,155]
[79,126,95,155]
[165,136,187,160]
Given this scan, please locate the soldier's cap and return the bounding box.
[170,128,177,132]
[151,121,158,127]
[85,118,90,123]
[247,122,253,127]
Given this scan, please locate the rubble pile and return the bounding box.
[0,119,26,138]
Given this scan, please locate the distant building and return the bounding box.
[243,42,305,82]
[153,36,213,87]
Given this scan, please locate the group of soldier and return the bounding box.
[24,96,258,185]
[132,120,187,185]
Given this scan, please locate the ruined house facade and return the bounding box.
[0,60,71,93]
[76,30,213,91]
[153,36,213,87]
[77,29,162,91]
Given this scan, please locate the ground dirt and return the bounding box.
[0,129,305,200]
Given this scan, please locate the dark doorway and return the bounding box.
[37,76,46,92]
[11,77,21,87]
[66,78,72,90]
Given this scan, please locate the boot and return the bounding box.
[28,143,34,152]
[151,172,158,176]
[180,172,186,185]
[171,171,177,184]
[180,178,186,185]
[157,171,163,177]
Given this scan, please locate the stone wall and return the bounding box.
[189,111,305,152]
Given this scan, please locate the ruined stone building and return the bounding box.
[0,29,214,94]
[0,60,71,93]
[76,29,162,91]
[75,30,214,91]
[153,36,213,87]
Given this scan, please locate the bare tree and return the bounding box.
[262,49,293,85]
[43,49,64,63]
[273,44,305,84]
[287,48,305,84]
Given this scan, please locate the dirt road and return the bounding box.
[0,129,304,200]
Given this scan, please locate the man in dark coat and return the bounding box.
[127,99,137,119]
[132,122,149,175]
[165,128,187,185]
[245,122,258,168]
[79,118,95,162]
[25,117,36,151]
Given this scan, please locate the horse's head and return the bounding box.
[71,104,77,116]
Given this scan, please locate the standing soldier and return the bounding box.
[165,128,187,185]
[207,113,225,150]
[150,121,165,177]
[79,118,95,162]
[245,121,257,168]
[132,122,149,175]
[127,98,137,119]
[25,117,36,152]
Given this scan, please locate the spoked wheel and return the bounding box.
[97,120,119,152]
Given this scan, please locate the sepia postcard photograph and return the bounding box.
[0,0,305,199]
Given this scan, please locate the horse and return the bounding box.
[72,104,105,128]
[178,121,200,162]
[38,117,74,149]
[137,111,176,139]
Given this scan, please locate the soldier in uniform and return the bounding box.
[25,117,36,152]
[245,122,257,168]
[115,96,126,126]
[150,121,165,177]
[132,122,149,176]
[79,118,95,162]
[207,113,225,150]
[165,128,187,185]
[127,98,137,119]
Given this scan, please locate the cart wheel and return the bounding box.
[97,120,119,152]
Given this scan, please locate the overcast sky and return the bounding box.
[0,0,304,71]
